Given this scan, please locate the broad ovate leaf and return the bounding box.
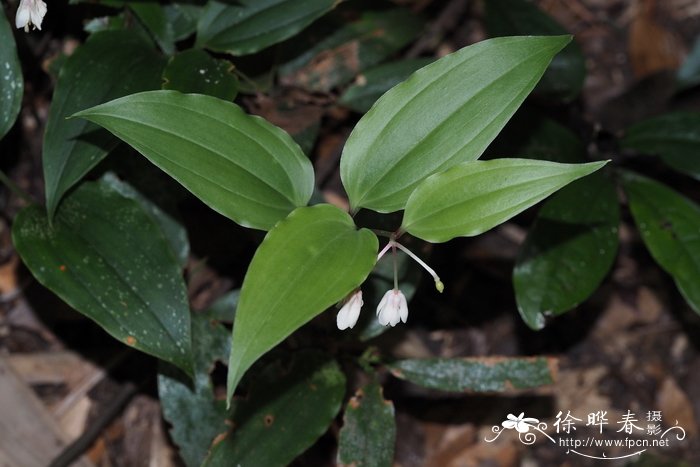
[226,204,377,402]
[0,12,23,140]
[74,91,314,231]
[43,30,166,218]
[514,173,619,330]
[402,159,607,243]
[13,181,192,373]
[622,171,700,314]
[196,0,337,55]
[341,35,571,213]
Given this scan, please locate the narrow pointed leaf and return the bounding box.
[388,357,556,392]
[43,30,166,218]
[12,181,192,373]
[402,159,607,243]
[208,351,345,467]
[337,381,395,467]
[485,0,585,101]
[0,12,23,140]
[514,173,620,330]
[227,204,377,401]
[74,91,314,231]
[622,171,700,314]
[621,112,700,180]
[196,0,337,55]
[341,36,571,213]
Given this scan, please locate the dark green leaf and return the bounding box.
[207,351,345,467]
[402,159,607,243]
[13,181,192,373]
[280,9,425,92]
[0,12,23,140]
[514,173,619,330]
[196,0,337,55]
[337,381,395,467]
[100,173,190,267]
[388,357,556,392]
[130,3,176,54]
[339,58,434,113]
[74,91,314,231]
[485,0,585,101]
[621,112,700,180]
[227,204,377,401]
[43,30,166,218]
[341,36,571,213]
[165,4,201,41]
[162,49,238,100]
[622,171,700,314]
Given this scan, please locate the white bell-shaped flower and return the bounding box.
[336,290,363,330]
[376,289,408,327]
[15,0,47,32]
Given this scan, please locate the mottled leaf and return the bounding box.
[13,181,192,373]
[402,159,607,243]
[337,381,395,467]
[163,49,238,100]
[43,30,166,218]
[514,173,619,330]
[0,12,23,140]
[388,357,556,392]
[621,112,700,180]
[622,171,700,314]
[341,36,571,213]
[207,351,345,466]
[227,205,377,401]
[74,91,314,231]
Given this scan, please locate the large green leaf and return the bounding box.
[388,357,556,392]
[0,12,23,140]
[484,0,585,101]
[196,0,336,55]
[340,36,571,213]
[621,112,700,180]
[207,351,345,467]
[12,181,192,373]
[401,158,607,243]
[226,204,377,401]
[337,381,395,467]
[74,90,314,231]
[158,294,233,467]
[622,171,700,314]
[514,173,619,330]
[43,30,166,218]
[162,49,238,100]
[339,58,434,113]
[279,9,425,93]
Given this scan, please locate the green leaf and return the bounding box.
[402,158,607,243]
[196,0,337,55]
[387,357,556,392]
[280,9,425,93]
[99,173,190,267]
[158,296,232,467]
[74,90,314,231]
[0,12,23,140]
[621,171,700,314]
[621,112,700,180]
[162,49,238,100]
[207,351,345,467]
[514,173,619,330]
[339,58,434,113]
[485,0,585,101]
[165,4,202,42]
[130,2,176,55]
[227,204,377,401]
[12,181,192,373]
[43,30,166,218]
[340,36,571,213]
[337,381,395,467]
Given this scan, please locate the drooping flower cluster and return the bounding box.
[15,0,47,32]
[336,239,443,330]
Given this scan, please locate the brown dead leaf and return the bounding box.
[628,0,685,77]
[656,377,698,436]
